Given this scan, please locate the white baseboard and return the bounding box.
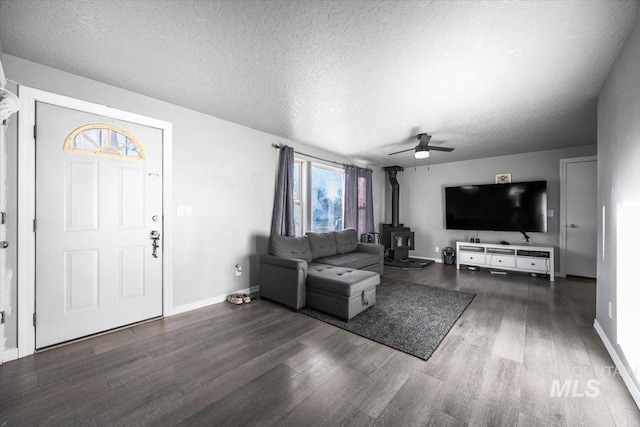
[170,285,260,316]
[594,319,640,409]
[2,347,18,363]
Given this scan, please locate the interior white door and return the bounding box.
[566,160,597,278]
[35,102,163,349]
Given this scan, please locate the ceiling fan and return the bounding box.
[388,133,454,159]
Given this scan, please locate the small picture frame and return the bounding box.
[495,173,512,184]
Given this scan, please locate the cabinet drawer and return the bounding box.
[489,254,516,268]
[459,252,485,265]
[517,257,549,272]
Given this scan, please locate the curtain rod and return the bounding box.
[271,143,372,171]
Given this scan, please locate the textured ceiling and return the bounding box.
[1,0,638,166]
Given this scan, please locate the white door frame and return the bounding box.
[17,86,173,358]
[559,155,597,278]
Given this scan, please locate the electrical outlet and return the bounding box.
[608,301,613,319]
[435,246,440,253]
[235,264,242,276]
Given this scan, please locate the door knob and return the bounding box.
[0,241,8,249]
[568,224,577,228]
[150,231,160,258]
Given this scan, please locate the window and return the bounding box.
[311,165,343,232]
[357,174,368,234]
[294,158,344,235]
[64,123,145,160]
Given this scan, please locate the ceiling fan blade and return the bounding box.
[388,147,416,156]
[428,146,454,152]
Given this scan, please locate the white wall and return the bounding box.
[0,36,5,87]
[597,18,640,397]
[1,54,385,350]
[385,145,597,267]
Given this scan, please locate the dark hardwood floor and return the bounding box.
[1,264,639,426]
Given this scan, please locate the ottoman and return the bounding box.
[306,264,379,321]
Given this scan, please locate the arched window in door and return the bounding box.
[63,123,145,160]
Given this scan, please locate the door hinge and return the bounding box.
[33,313,36,327]
[1,211,5,224]
[1,311,5,325]
[33,219,37,233]
[33,125,37,140]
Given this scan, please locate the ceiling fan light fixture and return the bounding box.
[415,147,430,159]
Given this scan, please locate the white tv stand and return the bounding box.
[456,241,554,282]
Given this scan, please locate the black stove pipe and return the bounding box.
[389,173,400,227]
[384,166,404,228]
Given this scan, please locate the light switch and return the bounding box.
[177,205,192,217]
[547,210,554,217]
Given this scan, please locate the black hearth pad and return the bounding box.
[384,257,434,269]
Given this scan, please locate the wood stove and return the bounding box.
[382,225,415,260]
[382,166,430,269]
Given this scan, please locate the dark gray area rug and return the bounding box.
[299,278,475,360]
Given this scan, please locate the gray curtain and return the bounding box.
[271,145,295,236]
[344,165,358,233]
[344,165,374,238]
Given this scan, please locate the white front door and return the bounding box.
[35,102,163,349]
[566,159,597,278]
[0,118,7,363]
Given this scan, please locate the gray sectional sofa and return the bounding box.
[259,228,384,320]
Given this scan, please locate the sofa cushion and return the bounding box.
[314,252,380,270]
[269,235,313,263]
[334,228,359,254]
[306,232,338,259]
[307,264,379,296]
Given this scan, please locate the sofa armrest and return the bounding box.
[260,254,308,272]
[356,243,385,276]
[258,255,308,309]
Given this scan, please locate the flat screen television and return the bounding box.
[445,181,547,232]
